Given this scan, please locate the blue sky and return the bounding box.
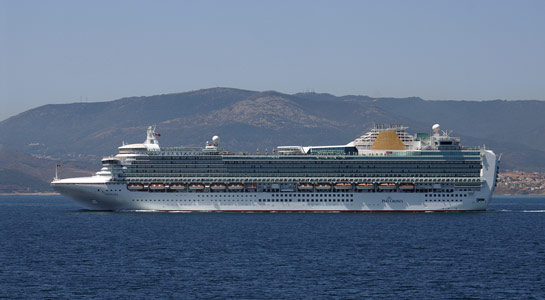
[1,0,544,121]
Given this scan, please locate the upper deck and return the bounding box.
[119,124,482,158]
[99,124,491,182]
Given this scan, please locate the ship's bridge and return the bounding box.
[118,143,160,153]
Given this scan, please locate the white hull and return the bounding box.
[53,183,491,212]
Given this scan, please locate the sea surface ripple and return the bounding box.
[1,196,545,299]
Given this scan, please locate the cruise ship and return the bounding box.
[51,124,499,212]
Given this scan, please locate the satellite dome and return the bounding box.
[212,136,220,143]
[432,124,440,131]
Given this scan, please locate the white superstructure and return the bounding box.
[52,124,500,211]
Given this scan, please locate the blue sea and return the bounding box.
[1,196,545,299]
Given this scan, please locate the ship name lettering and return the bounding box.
[382,199,403,203]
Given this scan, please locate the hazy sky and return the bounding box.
[1,0,544,121]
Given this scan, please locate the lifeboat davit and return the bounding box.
[149,183,166,190]
[127,183,144,191]
[297,183,314,190]
[335,183,352,190]
[228,183,244,190]
[211,183,227,190]
[315,183,332,190]
[378,183,396,190]
[356,183,375,189]
[399,183,415,190]
[169,183,186,190]
[189,183,205,190]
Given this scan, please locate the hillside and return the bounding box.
[1,87,545,192]
[0,151,97,193]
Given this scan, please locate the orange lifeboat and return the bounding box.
[356,183,375,189]
[378,183,396,190]
[189,183,205,190]
[399,183,415,190]
[149,183,166,190]
[127,183,144,191]
[246,183,257,189]
[211,183,227,190]
[169,183,186,190]
[335,183,352,190]
[315,183,332,190]
[298,183,314,190]
[228,183,244,190]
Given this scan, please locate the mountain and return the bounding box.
[0,151,96,193]
[1,87,545,192]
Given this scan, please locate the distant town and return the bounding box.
[495,170,545,195]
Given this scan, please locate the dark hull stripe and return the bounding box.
[115,209,484,213]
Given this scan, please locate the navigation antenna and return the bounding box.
[442,129,452,137]
[145,125,159,145]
